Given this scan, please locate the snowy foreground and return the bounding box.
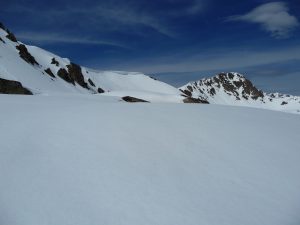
[1,95,300,225]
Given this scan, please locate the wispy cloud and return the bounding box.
[227,2,299,38]
[16,32,129,48]
[186,0,204,15]
[164,0,204,17]
[2,2,176,38]
[1,0,208,38]
[107,45,300,73]
[88,5,176,37]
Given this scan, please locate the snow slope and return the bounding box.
[1,94,300,225]
[0,25,183,102]
[0,28,83,94]
[180,72,300,114]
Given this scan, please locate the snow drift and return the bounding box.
[0,95,300,225]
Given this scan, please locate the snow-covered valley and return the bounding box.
[1,95,300,225]
[1,21,300,225]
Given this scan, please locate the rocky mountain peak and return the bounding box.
[179,72,300,113]
[180,72,264,102]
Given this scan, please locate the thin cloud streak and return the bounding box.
[186,0,204,15]
[1,0,208,38]
[2,3,177,38]
[165,0,204,16]
[107,46,300,74]
[17,32,129,49]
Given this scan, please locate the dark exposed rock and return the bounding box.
[0,22,17,42]
[206,80,213,86]
[57,68,74,84]
[0,37,5,43]
[213,77,220,83]
[180,89,209,103]
[281,101,288,105]
[16,44,39,65]
[6,32,18,42]
[183,97,209,104]
[233,80,243,88]
[88,78,95,87]
[0,78,32,95]
[209,88,216,96]
[198,89,204,94]
[242,79,264,100]
[186,85,193,92]
[56,63,89,89]
[122,96,149,103]
[51,58,59,66]
[149,76,158,80]
[223,83,237,94]
[180,89,192,97]
[97,87,105,93]
[66,63,88,89]
[218,76,238,95]
[44,68,55,78]
[228,73,234,79]
[97,87,105,94]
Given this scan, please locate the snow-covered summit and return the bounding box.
[180,72,300,114]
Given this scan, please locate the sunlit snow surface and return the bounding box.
[1,95,300,225]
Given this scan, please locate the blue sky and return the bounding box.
[1,0,300,94]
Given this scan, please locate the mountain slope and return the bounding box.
[1,23,299,111]
[0,23,185,102]
[180,72,300,114]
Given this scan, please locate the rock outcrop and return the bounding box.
[0,78,32,95]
